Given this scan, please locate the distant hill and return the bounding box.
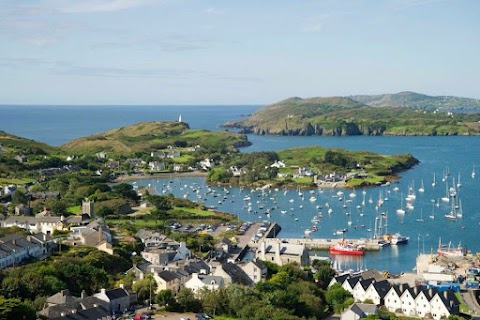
[224,96,480,136]
[0,131,59,155]
[60,121,250,154]
[349,91,480,110]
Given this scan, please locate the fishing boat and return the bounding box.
[329,242,365,255]
[390,233,409,245]
[437,239,466,257]
[304,228,312,235]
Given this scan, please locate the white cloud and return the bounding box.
[53,0,161,13]
[203,7,223,15]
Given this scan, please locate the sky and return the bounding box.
[0,0,479,105]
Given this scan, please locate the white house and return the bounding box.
[415,288,436,318]
[353,278,373,302]
[328,274,350,288]
[93,287,133,314]
[185,273,224,294]
[364,280,391,305]
[149,161,165,171]
[342,276,362,294]
[384,284,409,313]
[241,259,268,284]
[199,158,215,170]
[0,233,54,269]
[96,152,107,159]
[430,291,459,320]
[400,287,421,316]
[270,161,286,168]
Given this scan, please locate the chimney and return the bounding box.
[100,288,106,295]
[428,288,434,298]
[274,241,281,264]
[443,291,448,299]
[119,284,124,289]
[81,290,87,299]
[260,241,266,260]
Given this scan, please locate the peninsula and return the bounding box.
[223,93,480,136]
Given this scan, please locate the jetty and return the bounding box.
[249,222,380,251]
[282,238,380,251]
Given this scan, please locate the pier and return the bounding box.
[260,222,380,251]
[283,238,380,251]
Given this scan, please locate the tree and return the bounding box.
[176,288,202,313]
[325,283,353,313]
[11,190,28,206]
[112,183,139,201]
[156,289,176,310]
[132,274,157,304]
[0,296,36,320]
[314,265,336,289]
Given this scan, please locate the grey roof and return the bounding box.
[250,259,267,270]
[349,303,378,316]
[372,280,392,298]
[198,274,223,285]
[264,241,305,256]
[359,278,374,290]
[39,304,78,318]
[358,269,384,281]
[184,260,210,274]
[391,283,410,296]
[346,276,362,288]
[46,290,78,307]
[437,290,459,310]
[404,286,422,299]
[105,288,129,300]
[333,274,350,285]
[49,305,110,320]
[158,270,178,282]
[78,296,109,310]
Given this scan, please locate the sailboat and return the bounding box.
[441,183,450,203]
[416,209,424,222]
[456,199,463,218]
[444,200,457,220]
[457,173,462,189]
[472,165,476,179]
[429,203,435,219]
[396,193,406,215]
[418,180,425,193]
[432,172,437,187]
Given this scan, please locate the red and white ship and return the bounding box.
[329,242,365,256]
[437,239,466,257]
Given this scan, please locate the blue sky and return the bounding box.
[0,0,479,104]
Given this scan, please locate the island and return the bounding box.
[207,146,419,188]
[223,93,480,136]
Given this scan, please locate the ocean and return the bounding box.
[1,105,479,273]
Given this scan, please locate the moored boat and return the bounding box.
[391,233,409,245]
[329,242,365,255]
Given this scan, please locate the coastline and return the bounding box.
[113,171,208,182]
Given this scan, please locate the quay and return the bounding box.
[250,222,380,251]
[282,238,380,251]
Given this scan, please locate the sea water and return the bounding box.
[1,105,479,273]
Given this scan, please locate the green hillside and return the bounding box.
[349,91,480,110]
[224,96,480,136]
[0,131,60,155]
[60,121,250,155]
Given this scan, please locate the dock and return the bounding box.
[275,237,380,251]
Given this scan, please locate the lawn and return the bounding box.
[0,177,37,185]
[67,205,82,215]
[172,207,217,217]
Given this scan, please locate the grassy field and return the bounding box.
[0,177,37,185]
[67,205,82,215]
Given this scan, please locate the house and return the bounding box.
[149,161,165,171]
[68,224,113,255]
[39,289,110,319]
[293,166,314,178]
[270,160,286,168]
[185,273,224,294]
[364,280,391,305]
[105,160,120,169]
[1,215,83,235]
[93,286,134,314]
[341,303,378,320]
[14,204,33,215]
[400,286,422,316]
[328,273,351,288]
[199,158,215,170]
[173,164,183,172]
[257,239,309,266]
[240,259,268,284]
[65,155,76,161]
[125,158,145,167]
[384,283,409,313]
[0,232,54,269]
[153,270,182,294]
[213,262,250,285]
[3,185,16,196]
[229,166,245,177]
[430,290,459,320]
[96,152,107,159]
[353,278,374,302]
[30,191,60,200]
[15,154,27,163]
[167,151,180,159]
[151,151,166,158]
[343,276,362,293]
[415,288,437,318]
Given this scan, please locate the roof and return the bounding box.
[49,305,110,320]
[358,269,384,281]
[158,270,178,282]
[403,286,422,299]
[390,283,410,296]
[372,280,392,298]
[250,259,267,270]
[264,241,305,256]
[198,274,223,285]
[333,274,350,285]
[346,276,362,288]
[348,303,378,316]
[46,290,78,307]
[436,290,459,310]
[359,278,374,290]
[105,288,129,300]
